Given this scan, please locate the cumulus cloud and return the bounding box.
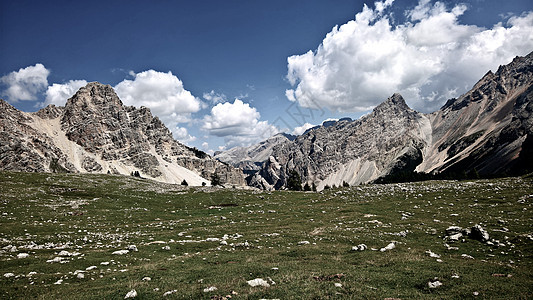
[173,126,197,143]
[286,0,533,113]
[115,70,203,125]
[292,122,315,135]
[202,99,279,148]
[1,63,49,102]
[203,90,227,103]
[43,80,88,107]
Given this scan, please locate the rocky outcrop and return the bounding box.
[0,82,245,186]
[227,51,533,190]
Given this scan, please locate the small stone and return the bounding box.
[247,278,270,287]
[428,280,442,288]
[128,245,138,252]
[142,277,151,281]
[425,250,441,258]
[163,290,177,296]
[46,257,63,263]
[334,282,342,287]
[203,286,217,292]
[77,273,85,279]
[4,272,15,278]
[351,244,367,251]
[17,253,29,259]
[380,242,396,252]
[112,250,129,255]
[124,289,137,298]
[54,279,63,285]
[470,225,489,242]
[298,241,310,245]
[447,233,463,242]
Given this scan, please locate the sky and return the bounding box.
[1,0,532,153]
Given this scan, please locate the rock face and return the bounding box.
[223,51,532,190]
[0,82,245,186]
[418,53,533,176]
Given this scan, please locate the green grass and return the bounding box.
[1,171,532,299]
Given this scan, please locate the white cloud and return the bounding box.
[203,90,227,103]
[1,63,49,102]
[292,122,315,135]
[202,99,279,148]
[286,0,533,113]
[43,80,88,107]
[115,70,202,125]
[173,126,196,143]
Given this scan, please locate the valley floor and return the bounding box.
[0,172,532,299]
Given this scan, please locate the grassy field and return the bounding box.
[0,171,532,299]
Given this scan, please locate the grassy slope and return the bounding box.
[0,171,532,299]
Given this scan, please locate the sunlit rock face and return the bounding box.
[0,82,245,186]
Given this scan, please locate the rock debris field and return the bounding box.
[1,171,532,299]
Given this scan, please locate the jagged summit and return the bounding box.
[371,93,416,118]
[65,82,123,109]
[0,82,245,186]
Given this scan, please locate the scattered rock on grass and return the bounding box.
[163,290,177,296]
[380,242,396,252]
[470,225,490,242]
[425,250,441,258]
[112,250,129,255]
[124,289,137,298]
[203,286,218,292]
[351,244,367,251]
[428,278,442,289]
[247,278,271,287]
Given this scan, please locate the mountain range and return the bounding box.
[216,51,533,190]
[0,82,245,186]
[1,52,531,189]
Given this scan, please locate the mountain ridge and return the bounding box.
[218,51,533,190]
[0,82,245,186]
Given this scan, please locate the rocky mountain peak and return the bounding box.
[372,93,413,116]
[0,82,246,186]
[64,82,123,111]
[372,93,417,120]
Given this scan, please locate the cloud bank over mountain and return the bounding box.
[286,0,533,113]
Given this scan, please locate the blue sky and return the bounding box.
[1,0,532,153]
